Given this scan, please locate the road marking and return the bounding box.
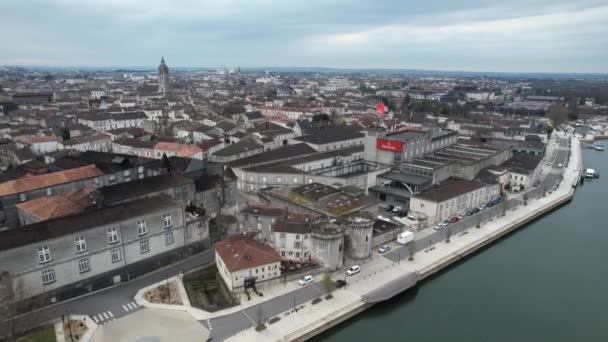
[92,316,99,323]
[126,303,134,310]
[107,311,114,318]
[131,301,139,308]
[95,314,103,322]
[122,304,129,312]
[102,312,109,320]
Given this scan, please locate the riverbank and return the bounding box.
[228,134,581,342]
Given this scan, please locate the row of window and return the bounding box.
[40,233,176,285]
[38,228,175,264]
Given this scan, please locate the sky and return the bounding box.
[1,0,607,73]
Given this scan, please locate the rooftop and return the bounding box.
[214,232,281,272]
[413,178,485,203]
[15,188,94,222]
[0,164,103,197]
[99,174,194,205]
[0,196,180,252]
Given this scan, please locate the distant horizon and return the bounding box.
[3,64,608,77]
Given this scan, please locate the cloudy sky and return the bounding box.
[2,0,607,73]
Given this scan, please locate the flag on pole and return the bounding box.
[376,101,385,117]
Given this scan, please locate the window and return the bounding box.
[281,251,285,257]
[38,246,51,263]
[277,177,282,183]
[42,269,56,285]
[257,223,262,230]
[163,214,172,228]
[78,258,91,273]
[19,193,27,202]
[296,252,300,258]
[108,228,119,244]
[296,234,300,240]
[111,248,122,263]
[124,170,130,177]
[109,175,116,183]
[138,166,144,173]
[262,176,267,183]
[46,188,52,196]
[140,239,150,253]
[293,177,298,183]
[138,220,147,235]
[75,237,87,253]
[164,231,174,245]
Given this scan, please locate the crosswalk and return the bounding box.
[122,301,140,313]
[90,301,141,326]
[91,310,115,325]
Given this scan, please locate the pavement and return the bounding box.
[89,309,209,342]
[2,249,215,336]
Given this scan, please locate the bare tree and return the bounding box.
[445,226,452,243]
[0,272,24,342]
[255,305,266,332]
[407,241,416,261]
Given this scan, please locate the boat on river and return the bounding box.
[592,143,605,151]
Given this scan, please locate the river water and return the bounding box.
[316,150,608,342]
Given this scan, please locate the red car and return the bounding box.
[450,216,460,223]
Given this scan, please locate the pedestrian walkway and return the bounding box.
[91,310,115,325]
[121,301,140,313]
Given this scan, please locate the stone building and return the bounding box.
[0,196,206,302]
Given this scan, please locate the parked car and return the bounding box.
[558,163,563,168]
[397,210,408,218]
[384,204,394,212]
[443,219,451,226]
[434,222,447,230]
[533,179,542,187]
[299,275,314,286]
[478,204,486,211]
[346,265,361,276]
[392,206,402,213]
[450,216,460,223]
[378,245,391,253]
[457,213,466,220]
[335,279,347,288]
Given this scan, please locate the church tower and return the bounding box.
[158,57,171,95]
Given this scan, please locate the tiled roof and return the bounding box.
[16,188,93,221]
[214,232,281,272]
[0,164,103,196]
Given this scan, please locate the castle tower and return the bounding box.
[158,57,171,95]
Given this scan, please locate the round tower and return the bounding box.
[344,211,374,259]
[310,221,344,271]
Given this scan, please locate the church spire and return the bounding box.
[160,56,165,64]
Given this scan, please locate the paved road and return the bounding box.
[2,250,215,335]
[207,281,329,340]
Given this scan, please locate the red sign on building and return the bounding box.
[376,138,403,152]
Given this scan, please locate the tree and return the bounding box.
[546,103,568,125]
[322,273,335,299]
[501,198,508,217]
[254,306,266,332]
[0,272,26,342]
[544,123,554,137]
[445,226,452,243]
[407,241,416,261]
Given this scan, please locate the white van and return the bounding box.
[397,231,414,245]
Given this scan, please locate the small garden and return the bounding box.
[62,319,88,342]
[17,325,56,342]
[183,265,238,312]
[144,280,182,305]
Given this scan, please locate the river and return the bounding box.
[315,150,608,342]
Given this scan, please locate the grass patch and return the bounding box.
[17,325,56,342]
[183,265,238,312]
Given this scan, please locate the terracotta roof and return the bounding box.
[16,188,93,221]
[28,135,57,143]
[154,142,203,157]
[0,164,103,196]
[214,232,281,272]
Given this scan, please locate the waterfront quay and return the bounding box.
[228,132,581,341]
